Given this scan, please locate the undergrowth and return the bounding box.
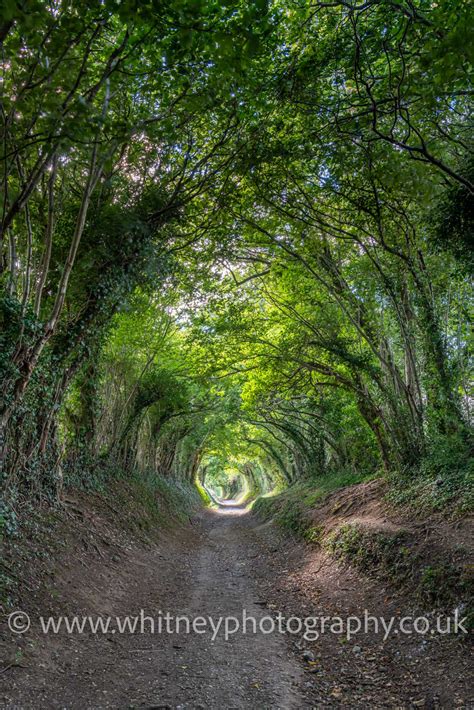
[195,480,213,506]
[253,464,473,615]
[387,432,474,514]
[108,470,202,533]
[326,524,473,614]
[252,468,374,539]
[1,468,202,609]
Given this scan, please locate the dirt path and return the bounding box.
[1,505,472,708]
[1,507,306,708]
[181,506,305,707]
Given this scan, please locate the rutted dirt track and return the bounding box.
[1,505,472,708]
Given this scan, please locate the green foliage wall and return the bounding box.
[1,0,472,508]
